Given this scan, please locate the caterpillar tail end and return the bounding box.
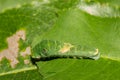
[90,48,100,60]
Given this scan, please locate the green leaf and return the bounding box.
[78,0,120,17]
[93,0,120,6]
[37,58,120,80]
[0,0,58,79]
[33,7,120,59]
[32,0,120,80]
[0,0,34,12]
[0,0,120,80]
[0,69,43,80]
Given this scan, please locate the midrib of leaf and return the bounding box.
[0,67,36,76]
[101,55,120,62]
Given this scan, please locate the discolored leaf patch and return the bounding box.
[0,30,31,68]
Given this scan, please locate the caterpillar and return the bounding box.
[31,40,100,62]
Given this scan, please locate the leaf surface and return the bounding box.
[0,0,120,80]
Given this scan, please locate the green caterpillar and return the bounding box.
[32,40,100,61]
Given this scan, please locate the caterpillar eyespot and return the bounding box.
[32,40,100,61]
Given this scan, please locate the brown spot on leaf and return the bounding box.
[24,59,30,65]
[20,47,31,57]
[0,30,31,68]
